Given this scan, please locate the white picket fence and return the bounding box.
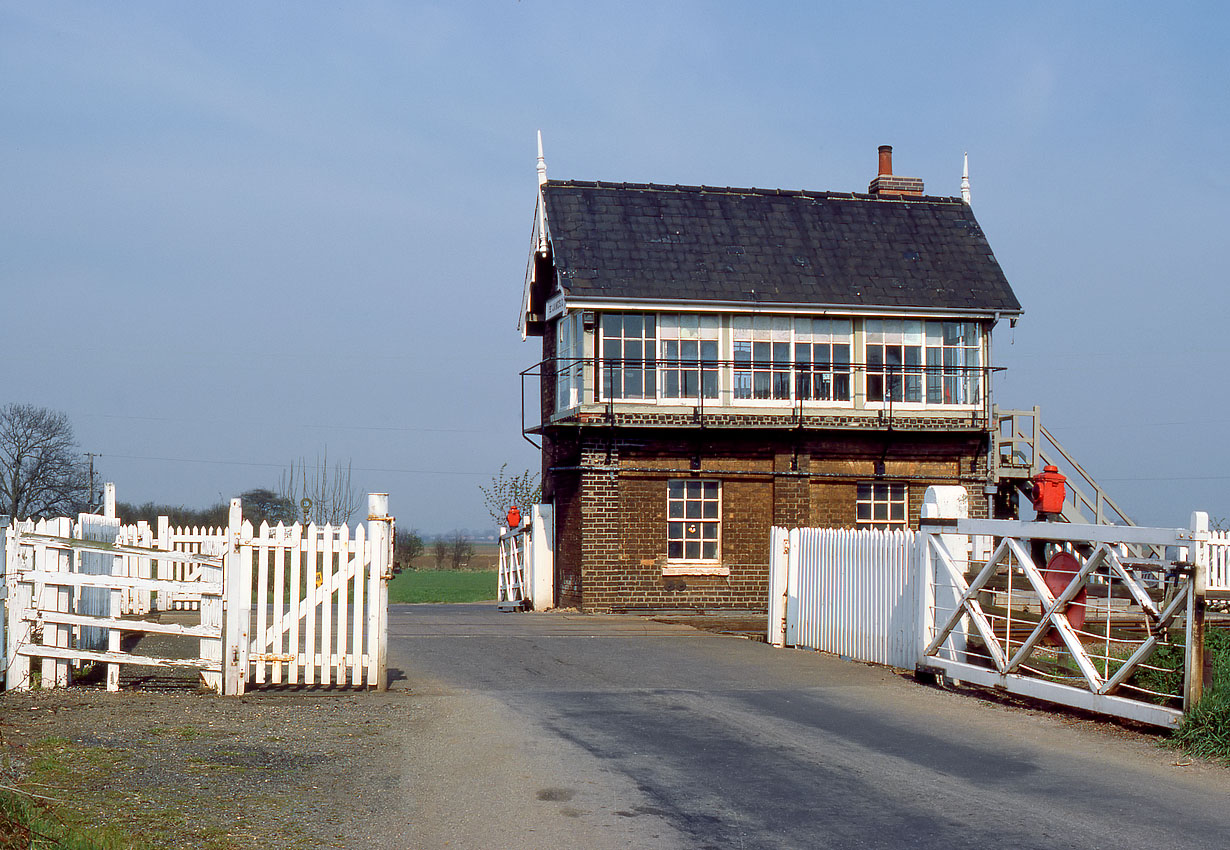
[114,519,232,614]
[238,512,388,689]
[1,493,392,694]
[1211,529,1230,590]
[768,526,919,669]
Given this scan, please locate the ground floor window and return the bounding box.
[667,479,720,561]
[856,482,907,529]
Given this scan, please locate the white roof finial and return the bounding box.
[536,130,547,187]
[536,131,549,255]
[960,151,971,205]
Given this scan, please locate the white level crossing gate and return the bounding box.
[1,493,392,695]
[769,487,1225,729]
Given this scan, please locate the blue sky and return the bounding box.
[3,2,1228,530]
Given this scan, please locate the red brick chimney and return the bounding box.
[868,145,924,197]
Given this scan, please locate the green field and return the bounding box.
[388,569,497,604]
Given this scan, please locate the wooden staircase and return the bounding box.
[990,406,1138,527]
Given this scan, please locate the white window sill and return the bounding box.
[662,563,729,577]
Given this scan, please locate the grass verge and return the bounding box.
[1171,626,1230,762]
[1,736,143,850]
[0,789,144,850]
[387,569,497,604]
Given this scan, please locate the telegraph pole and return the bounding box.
[84,452,102,511]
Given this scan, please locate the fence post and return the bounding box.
[920,486,970,671]
[222,499,247,695]
[4,518,30,691]
[1185,511,1210,712]
[1,515,8,689]
[367,494,391,691]
[530,504,554,610]
[784,528,801,646]
[767,528,787,647]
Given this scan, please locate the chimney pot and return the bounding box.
[868,144,924,197]
[878,145,893,176]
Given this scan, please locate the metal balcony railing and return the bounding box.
[520,357,1001,443]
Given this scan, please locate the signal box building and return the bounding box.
[518,145,1022,612]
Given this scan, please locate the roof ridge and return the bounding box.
[544,179,964,205]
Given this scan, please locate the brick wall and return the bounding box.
[540,321,557,423]
[541,425,990,613]
[579,441,621,610]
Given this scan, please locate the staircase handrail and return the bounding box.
[1033,423,1137,528]
[994,406,1136,527]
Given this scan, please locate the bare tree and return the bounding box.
[449,531,474,570]
[278,449,362,526]
[0,404,90,520]
[479,463,542,525]
[432,538,449,569]
[395,527,425,570]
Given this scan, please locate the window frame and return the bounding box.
[865,319,983,409]
[855,481,909,529]
[599,312,657,401]
[554,312,584,413]
[591,312,981,410]
[659,313,721,402]
[664,479,725,574]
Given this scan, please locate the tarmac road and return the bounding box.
[388,603,1229,849]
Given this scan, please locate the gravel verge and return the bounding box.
[0,686,416,848]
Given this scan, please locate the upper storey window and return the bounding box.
[554,312,584,412]
[866,320,925,403]
[660,314,720,400]
[591,312,983,408]
[733,316,792,400]
[795,318,852,402]
[866,320,983,406]
[601,313,656,400]
[926,321,982,405]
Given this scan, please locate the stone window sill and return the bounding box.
[662,564,729,577]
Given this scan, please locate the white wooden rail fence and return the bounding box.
[2,516,224,693]
[497,504,554,611]
[1,493,392,695]
[769,486,1226,729]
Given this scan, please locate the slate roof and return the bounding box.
[541,180,1021,314]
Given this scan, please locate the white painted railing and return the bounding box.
[1209,529,1230,590]
[768,526,918,669]
[1,493,392,695]
[3,515,224,692]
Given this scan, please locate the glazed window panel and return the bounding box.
[667,479,720,562]
[925,321,982,405]
[855,482,908,529]
[866,320,924,403]
[554,312,584,412]
[733,316,791,400]
[795,318,852,402]
[660,314,719,400]
[601,313,656,400]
